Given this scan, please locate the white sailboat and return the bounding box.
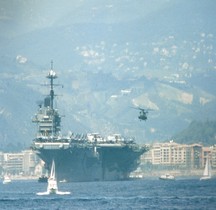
[200,157,212,180]
[37,160,71,195]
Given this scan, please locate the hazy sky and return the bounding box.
[0,0,174,36]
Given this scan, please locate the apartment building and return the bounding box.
[1,150,40,176]
[211,145,216,168]
[202,145,216,169]
[141,141,203,170]
[3,152,23,174]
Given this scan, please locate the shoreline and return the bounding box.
[132,169,216,178]
[2,169,215,181]
[1,176,38,181]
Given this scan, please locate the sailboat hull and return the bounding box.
[200,176,211,181]
[36,191,71,195]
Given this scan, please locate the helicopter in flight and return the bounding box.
[132,107,153,121]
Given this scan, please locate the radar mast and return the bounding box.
[46,60,57,110]
[32,61,61,138]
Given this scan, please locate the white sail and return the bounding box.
[47,160,58,194]
[200,157,212,180]
[37,160,71,195]
[50,160,55,179]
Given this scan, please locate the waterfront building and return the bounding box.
[211,145,216,169]
[1,150,40,176]
[190,144,202,169]
[3,152,23,175]
[22,150,39,175]
[141,141,203,170]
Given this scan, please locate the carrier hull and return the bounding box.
[33,141,147,182]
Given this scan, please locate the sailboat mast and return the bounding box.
[208,157,212,177]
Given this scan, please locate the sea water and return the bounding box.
[0,178,216,210]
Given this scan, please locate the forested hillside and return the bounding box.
[172,120,216,146]
[0,0,216,151]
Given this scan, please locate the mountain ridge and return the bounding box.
[0,0,216,151]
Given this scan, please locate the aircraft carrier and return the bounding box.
[31,65,148,182]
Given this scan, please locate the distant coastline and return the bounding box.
[6,169,214,181]
[1,175,38,181]
[132,169,216,179]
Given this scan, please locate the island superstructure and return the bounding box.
[31,65,148,182]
